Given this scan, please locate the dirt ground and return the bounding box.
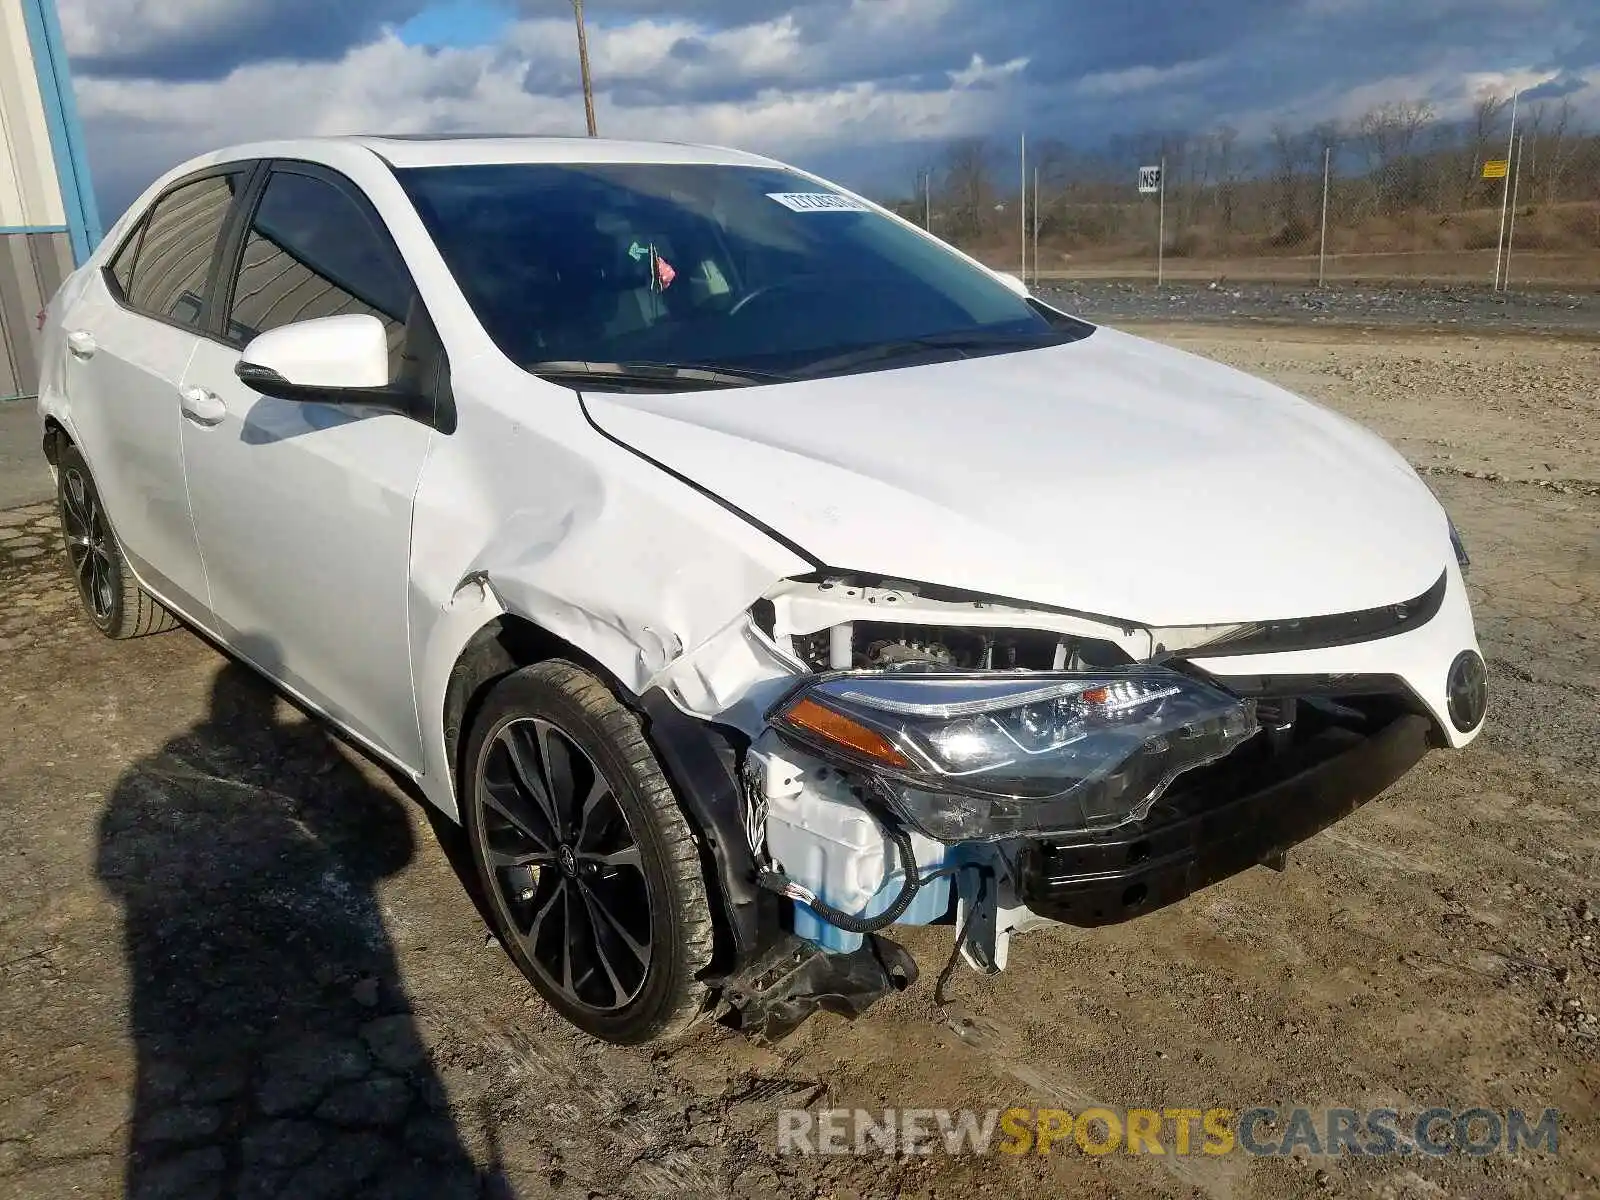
[0,323,1596,1200]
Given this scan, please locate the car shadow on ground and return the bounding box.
[95,639,509,1199]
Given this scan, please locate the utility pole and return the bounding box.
[572,0,598,137]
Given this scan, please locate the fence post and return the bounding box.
[1319,146,1331,288]
[1032,166,1040,288]
[924,171,931,231]
[1504,133,1524,291]
[1493,89,1519,291]
[1020,131,1027,283]
[1157,155,1166,287]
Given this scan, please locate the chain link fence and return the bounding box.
[895,97,1600,290]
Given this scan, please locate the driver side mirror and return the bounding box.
[235,313,398,407]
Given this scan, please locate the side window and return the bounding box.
[124,173,242,328]
[106,221,143,298]
[227,170,411,374]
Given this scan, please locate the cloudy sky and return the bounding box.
[56,0,1600,220]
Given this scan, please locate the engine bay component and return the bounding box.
[749,732,955,952]
[758,578,1152,664]
[789,620,1129,675]
[769,669,1258,841]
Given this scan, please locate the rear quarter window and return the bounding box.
[105,221,143,299]
[116,173,243,329]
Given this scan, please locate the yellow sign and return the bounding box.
[1482,159,1509,179]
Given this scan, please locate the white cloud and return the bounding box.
[1071,58,1217,98]
[1247,63,1577,138]
[59,0,255,57]
[948,54,1029,89]
[511,0,963,97]
[74,16,1021,213]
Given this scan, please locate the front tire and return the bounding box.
[56,443,178,639]
[461,661,714,1044]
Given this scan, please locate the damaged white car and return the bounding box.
[37,136,1486,1044]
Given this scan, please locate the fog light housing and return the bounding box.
[1446,650,1487,732]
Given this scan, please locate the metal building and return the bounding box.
[0,0,98,402]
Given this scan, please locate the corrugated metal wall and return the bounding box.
[0,227,68,400]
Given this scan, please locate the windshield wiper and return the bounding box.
[788,330,1060,380]
[528,360,787,391]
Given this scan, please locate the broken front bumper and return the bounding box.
[1016,712,1432,927]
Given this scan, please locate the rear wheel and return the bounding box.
[461,661,714,1043]
[57,443,178,639]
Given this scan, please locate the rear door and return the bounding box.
[177,161,436,768]
[61,167,253,615]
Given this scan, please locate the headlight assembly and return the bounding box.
[769,669,1257,842]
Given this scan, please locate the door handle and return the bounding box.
[179,385,227,427]
[66,330,96,359]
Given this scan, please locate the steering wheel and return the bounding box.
[726,274,834,319]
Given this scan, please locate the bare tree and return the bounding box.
[873,96,1599,271]
[1212,124,1242,234]
[1355,99,1436,214]
[1462,90,1511,204]
[939,139,996,241]
[1536,97,1582,205]
[1269,124,1322,238]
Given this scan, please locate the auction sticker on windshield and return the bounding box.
[768,192,872,212]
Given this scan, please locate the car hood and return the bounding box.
[582,326,1448,626]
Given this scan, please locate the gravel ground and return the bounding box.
[0,324,1596,1199]
[1039,280,1600,336]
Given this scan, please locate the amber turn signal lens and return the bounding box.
[781,696,915,769]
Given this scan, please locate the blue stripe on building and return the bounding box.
[18,0,100,265]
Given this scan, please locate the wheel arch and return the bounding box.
[442,613,627,800]
[42,415,70,465]
[440,611,775,985]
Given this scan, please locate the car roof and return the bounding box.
[215,134,788,172]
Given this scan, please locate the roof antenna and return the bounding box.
[572,0,598,137]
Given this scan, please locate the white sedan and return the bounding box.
[36,136,1486,1044]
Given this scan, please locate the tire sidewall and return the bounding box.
[461,663,707,1043]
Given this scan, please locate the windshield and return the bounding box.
[397,162,1092,388]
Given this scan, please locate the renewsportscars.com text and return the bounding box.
[776,1106,1561,1158]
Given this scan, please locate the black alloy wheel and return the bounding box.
[55,442,178,639]
[462,661,714,1043]
[61,459,115,625]
[479,716,653,1011]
